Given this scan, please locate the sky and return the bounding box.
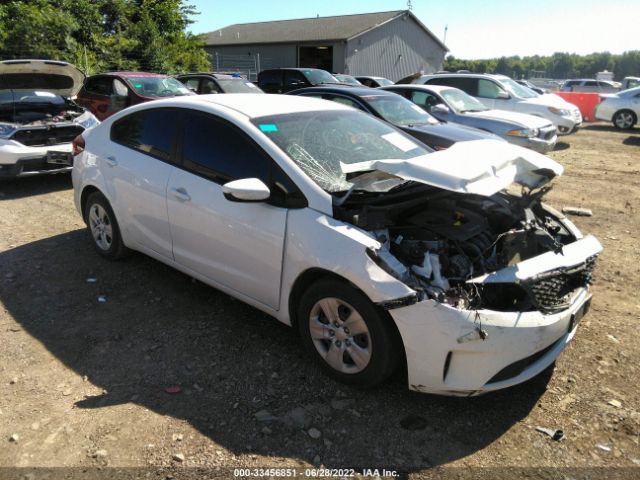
[187,0,640,59]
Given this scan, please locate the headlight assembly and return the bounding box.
[506,128,538,138]
[74,112,99,130]
[0,122,17,139]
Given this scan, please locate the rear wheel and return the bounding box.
[297,279,400,387]
[613,110,636,130]
[84,192,129,259]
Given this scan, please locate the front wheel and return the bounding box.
[613,110,636,130]
[297,279,401,388]
[84,192,129,260]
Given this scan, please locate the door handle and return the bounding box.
[170,187,191,202]
[105,156,118,167]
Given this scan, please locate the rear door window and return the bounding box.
[259,70,282,87]
[284,70,307,87]
[110,109,177,162]
[181,77,201,92]
[410,91,441,112]
[477,79,504,99]
[426,77,477,95]
[201,79,220,93]
[84,77,113,96]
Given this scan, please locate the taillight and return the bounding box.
[72,135,85,156]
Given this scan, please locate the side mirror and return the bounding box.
[496,91,510,100]
[431,103,450,114]
[108,94,128,112]
[222,178,271,202]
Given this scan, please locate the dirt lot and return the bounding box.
[1,124,639,479]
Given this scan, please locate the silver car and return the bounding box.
[594,86,640,129]
[383,84,557,153]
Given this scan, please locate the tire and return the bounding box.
[613,110,636,130]
[297,279,401,388]
[84,191,129,260]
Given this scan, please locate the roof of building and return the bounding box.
[204,10,447,51]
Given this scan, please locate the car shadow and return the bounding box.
[553,142,570,151]
[1,231,550,470]
[0,173,72,200]
[582,123,626,133]
[623,136,640,146]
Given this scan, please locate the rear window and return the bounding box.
[110,109,177,162]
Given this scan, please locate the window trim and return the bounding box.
[109,107,181,165]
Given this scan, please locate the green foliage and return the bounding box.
[0,0,210,74]
[444,51,640,81]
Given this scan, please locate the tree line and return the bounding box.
[444,51,640,81]
[0,0,210,74]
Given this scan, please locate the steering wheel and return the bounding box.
[159,89,173,96]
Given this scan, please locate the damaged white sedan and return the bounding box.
[72,94,602,396]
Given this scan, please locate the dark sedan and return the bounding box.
[287,86,503,150]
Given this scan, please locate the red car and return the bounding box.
[75,72,194,121]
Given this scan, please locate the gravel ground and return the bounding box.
[0,124,639,479]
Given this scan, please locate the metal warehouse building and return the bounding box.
[204,10,448,82]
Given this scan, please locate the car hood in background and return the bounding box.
[0,59,85,97]
[341,139,563,196]
[523,92,578,109]
[404,122,502,142]
[466,109,553,128]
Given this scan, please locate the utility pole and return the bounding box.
[83,45,89,75]
[443,25,448,45]
[407,0,412,10]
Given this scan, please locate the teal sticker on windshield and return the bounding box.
[259,124,278,132]
[134,84,143,89]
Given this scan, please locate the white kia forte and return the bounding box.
[72,94,602,396]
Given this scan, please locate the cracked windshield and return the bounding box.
[252,110,429,192]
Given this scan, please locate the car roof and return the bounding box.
[131,93,352,119]
[385,84,452,94]
[355,76,389,80]
[97,71,170,78]
[293,86,398,98]
[262,68,325,73]
[177,73,242,79]
[422,73,509,81]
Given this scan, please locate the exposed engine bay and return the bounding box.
[0,96,84,126]
[334,182,597,314]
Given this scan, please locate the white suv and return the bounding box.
[0,60,99,178]
[417,73,582,135]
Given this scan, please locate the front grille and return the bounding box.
[523,255,597,314]
[538,127,556,141]
[11,125,83,147]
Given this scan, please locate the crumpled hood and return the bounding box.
[466,109,553,128]
[0,59,85,97]
[341,139,563,196]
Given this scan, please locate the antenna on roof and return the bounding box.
[407,0,412,10]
